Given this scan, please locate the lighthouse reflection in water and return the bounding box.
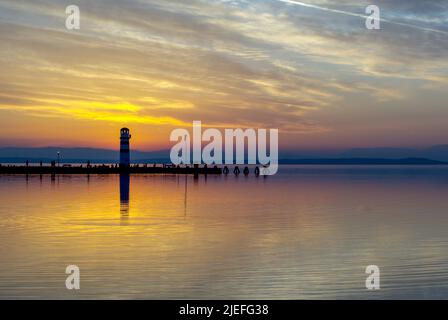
[120,174,130,224]
[2,166,448,299]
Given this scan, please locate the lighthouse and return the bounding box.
[120,128,131,168]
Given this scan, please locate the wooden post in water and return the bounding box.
[194,164,199,179]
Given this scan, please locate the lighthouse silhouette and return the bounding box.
[119,128,131,168]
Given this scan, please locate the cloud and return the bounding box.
[277,0,448,35]
[0,0,447,148]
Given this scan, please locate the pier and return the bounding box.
[0,164,222,175]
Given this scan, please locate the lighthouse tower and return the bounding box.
[119,128,131,168]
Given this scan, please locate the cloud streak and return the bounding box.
[278,0,448,35]
[0,0,447,149]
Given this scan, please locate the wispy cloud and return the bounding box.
[278,0,448,35]
[0,0,447,148]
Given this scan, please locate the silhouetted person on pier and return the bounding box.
[87,160,91,168]
[40,161,43,167]
[254,166,260,176]
[223,166,229,175]
[243,166,249,176]
[26,160,29,167]
[234,166,240,175]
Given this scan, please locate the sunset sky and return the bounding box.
[0,0,447,151]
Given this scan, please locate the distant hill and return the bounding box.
[279,158,447,165]
[1,145,448,164]
[340,145,448,162]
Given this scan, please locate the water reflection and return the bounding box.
[1,166,448,299]
[120,173,130,225]
[184,175,188,217]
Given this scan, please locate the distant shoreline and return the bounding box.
[0,157,447,166]
[278,158,448,165]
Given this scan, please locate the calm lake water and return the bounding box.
[1,165,448,299]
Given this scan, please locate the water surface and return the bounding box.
[1,165,448,299]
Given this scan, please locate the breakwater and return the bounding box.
[0,164,222,175]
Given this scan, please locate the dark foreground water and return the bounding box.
[0,165,448,299]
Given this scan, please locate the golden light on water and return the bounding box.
[1,167,448,299]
